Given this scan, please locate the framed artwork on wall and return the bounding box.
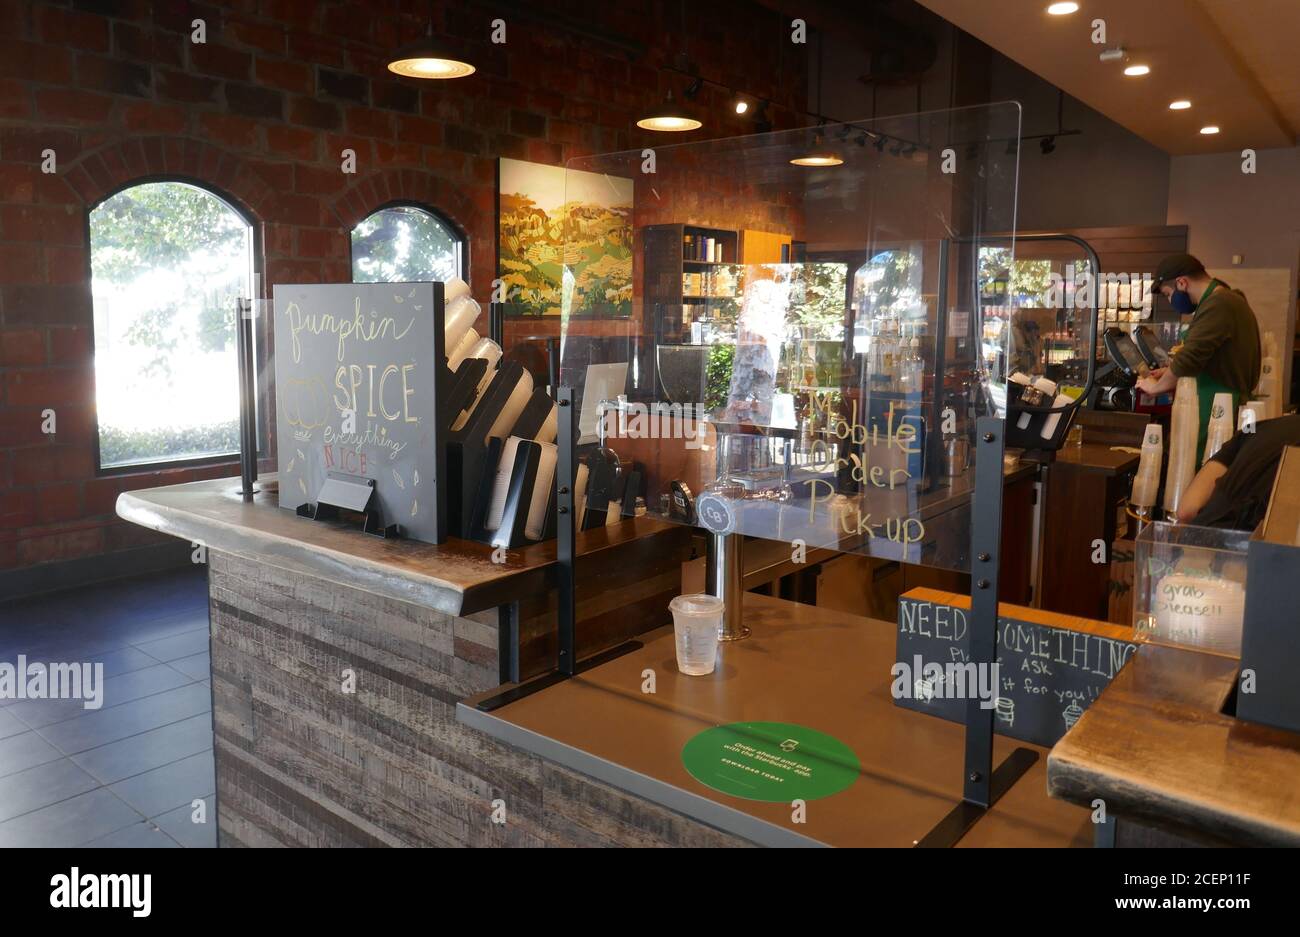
[496,157,633,318]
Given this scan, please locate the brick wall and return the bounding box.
[0,0,807,579]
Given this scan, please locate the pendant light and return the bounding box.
[790,130,842,167]
[637,89,702,132]
[387,4,474,79]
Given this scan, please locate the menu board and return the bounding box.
[894,590,1138,747]
[273,282,445,543]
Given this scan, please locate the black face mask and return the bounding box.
[1170,288,1196,315]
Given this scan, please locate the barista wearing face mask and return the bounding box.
[1135,253,1261,465]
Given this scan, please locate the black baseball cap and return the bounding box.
[1150,253,1207,293]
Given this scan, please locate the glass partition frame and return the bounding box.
[558,104,1022,574]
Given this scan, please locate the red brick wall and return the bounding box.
[0,0,806,576]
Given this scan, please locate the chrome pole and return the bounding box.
[707,532,750,641]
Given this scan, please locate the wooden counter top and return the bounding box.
[1047,642,1300,846]
[116,475,678,617]
[459,593,1093,847]
[1049,443,1141,476]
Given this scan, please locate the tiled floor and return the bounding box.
[0,567,216,848]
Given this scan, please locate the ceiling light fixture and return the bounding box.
[790,154,844,167]
[1047,2,1079,14]
[791,132,842,167]
[1169,100,1192,110]
[637,89,702,132]
[1123,64,1150,77]
[386,7,474,79]
[734,99,749,115]
[1040,136,1057,155]
[683,77,703,101]
[1200,125,1220,135]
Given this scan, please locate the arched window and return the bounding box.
[350,204,464,283]
[89,180,255,469]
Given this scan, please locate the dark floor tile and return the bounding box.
[0,757,99,823]
[0,708,25,739]
[114,610,209,648]
[38,683,211,756]
[133,629,209,663]
[0,731,63,778]
[0,787,142,847]
[70,714,214,785]
[168,652,210,682]
[152,795,216,848]
[84,820,181,848]
[9,632,136,662]
[99,663,193,709]
[109,750,215,819]
[93,646,164,679]
[15,664,198,733]
[5,697,86,731]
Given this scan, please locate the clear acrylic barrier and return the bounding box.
[559,105,1020,572]
[1133,521,1250,656]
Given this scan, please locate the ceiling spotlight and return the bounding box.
[1169,100,1192,110]
[874,136,888,153]
[734,99,749,115]
[889,141,904,156]
[683,77,703,101]
[903,144,917,157]
[1124,64,1150,77]
[1200,125,1220,135]
[1040,136,1057,154]
[1046,2,1079,13]
[637,90,702,132]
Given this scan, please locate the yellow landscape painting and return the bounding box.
[497,157,633,317]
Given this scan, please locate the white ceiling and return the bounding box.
[917,0,1299,155]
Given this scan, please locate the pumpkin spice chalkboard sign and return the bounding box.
[273,282,446,543]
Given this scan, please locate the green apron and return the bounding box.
[1182,280,1239,467]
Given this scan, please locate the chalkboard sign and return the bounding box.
[273,282,446,543]
[894,588,1138,747]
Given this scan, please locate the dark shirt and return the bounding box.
[1169,283,1262,398]
[1192,414,1300,530]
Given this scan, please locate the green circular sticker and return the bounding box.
[681,722,860,802]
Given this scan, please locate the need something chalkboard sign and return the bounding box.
[273,282,446,543]
[894,588,1139,747]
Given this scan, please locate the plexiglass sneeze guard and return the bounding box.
[558,104,1019,574]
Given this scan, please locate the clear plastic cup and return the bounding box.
[669,594,723,675]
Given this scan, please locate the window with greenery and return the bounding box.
[89,181,253,469]
[350,205,463,283]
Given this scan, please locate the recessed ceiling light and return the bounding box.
[1169,100,1192,110]
[735,100,749,115]
[1124,65,1150,77]
[1046,2,1079,13]
[1200,125,1220,135]
[790,154,843,167]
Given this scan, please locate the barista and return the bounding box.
[1136,254,1261,463]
